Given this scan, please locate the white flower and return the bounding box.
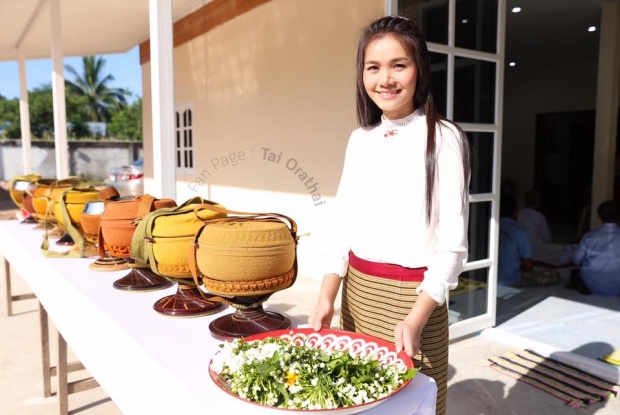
[258,342,282,359]
[212,336,411,410]
[210,341,235,373]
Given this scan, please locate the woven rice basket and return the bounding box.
[196,220,296,283]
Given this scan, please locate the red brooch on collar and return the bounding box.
[384,129,398,138]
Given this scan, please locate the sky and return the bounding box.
[0,46,142,102]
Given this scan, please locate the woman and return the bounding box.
[309,15,470,415]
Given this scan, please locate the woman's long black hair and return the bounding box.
[355,15,471,223]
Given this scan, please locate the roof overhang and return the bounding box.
[0,0,212,61]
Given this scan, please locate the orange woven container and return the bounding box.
[78,188,121,244]
[81,201,105,244]
[98,195,176,258]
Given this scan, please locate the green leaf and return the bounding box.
[278,384,290,402]
[400,367,420,381]
[258,361,275,376]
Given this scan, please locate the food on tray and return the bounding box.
[210,331,418,411]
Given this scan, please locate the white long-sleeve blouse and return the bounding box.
[323,110,469,305]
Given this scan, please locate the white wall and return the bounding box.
[0,141,141,181]
[143,0,385,279]
[502,59,598,201]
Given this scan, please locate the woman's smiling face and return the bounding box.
[363,34,417,120]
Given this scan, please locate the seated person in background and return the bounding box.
[497,195,559,287]
[499,194,558,287]
[517,189,573,267]
[571,200,620,296]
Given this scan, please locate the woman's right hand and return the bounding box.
[308,300,334,331]
[308,273,342,331]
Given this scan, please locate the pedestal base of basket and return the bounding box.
[113,265,174,292]
[89,256,130,272]
[208,294,291,341]
[55,232,75,246]
[21,216,37,224]
[153,282,226,318]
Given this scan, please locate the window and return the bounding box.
[393,0,505,338]
[399,0,449,45]
[175,107,194,171]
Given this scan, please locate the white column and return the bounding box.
[18,53,32,174]
[591,2,620,227]
[384,0,397,15]
[49,0,69,179]
[149,0,176,200]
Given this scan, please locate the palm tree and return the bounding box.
[65,56,129,122]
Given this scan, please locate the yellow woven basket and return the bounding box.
[196,219,296,282]
[131,198,227,279]
[8,174,41,210]
[31,178,81,222]
[54,187,100,232]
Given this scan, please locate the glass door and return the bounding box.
[388,0,506,339]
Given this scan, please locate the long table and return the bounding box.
[0,220,437,414]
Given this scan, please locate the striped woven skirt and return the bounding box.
[341,252,449,415]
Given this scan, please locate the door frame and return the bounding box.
[386,0,506,339]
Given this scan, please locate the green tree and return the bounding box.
[0,94,20,138]
[107,98,142,141]
[65,56,129,122]
[28,84,91,139]
[26,86,53,138]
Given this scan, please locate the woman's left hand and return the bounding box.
[394,291,438,357]
[394,317,424,357]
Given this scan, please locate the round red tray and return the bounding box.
[209,328,414,414]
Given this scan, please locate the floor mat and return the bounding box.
[489,349,620,408]
[600,351,620,367]
[450,276,487,297]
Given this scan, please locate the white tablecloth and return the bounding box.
[0,220,437,414]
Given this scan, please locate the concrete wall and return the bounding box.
[142,0,385,279]
[0,140,142,181]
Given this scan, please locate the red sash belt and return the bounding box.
[348,251,426,282]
